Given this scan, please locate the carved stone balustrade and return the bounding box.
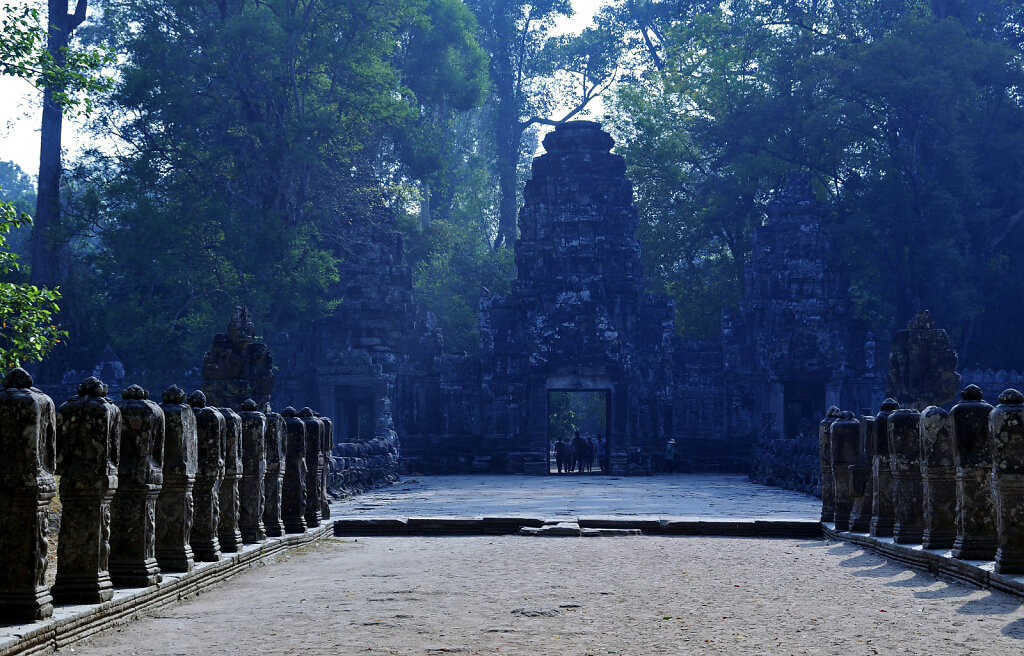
[281,407,307,534]
[217,407,243,553]
[889,406,924,544]
[870,398,899,537]
[0,368,57,621]
[950,384,996,560]
[991,388,1024,574]
[920,405,956,549]
[849,414,875,533]
[188,391,224,562]
[109,385,165,587]
[262,407,286,537]
[155,385,197,572]
[818,406,840,523]
[317,413,333,520]
[829,411,859,530]
[52,377,119,604]
[299,408,323,529]
[239,399,266,543]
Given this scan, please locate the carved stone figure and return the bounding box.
[318,414,333,520]
[990,388,1024,574]
[217,407,244,552]
[0,368,57,621]
[239,399,267,543]
[950,384,996,560]
[919,405,956,549]
[109,384,164,587]
[201,306,275,408]
[155,385,197,572]
[262,406,286,537]
[848,413,875,533]
[281,407,307,533]
[870,398,900,537]
[818,406,840,523]
[52,376,120,603]
[829,411,859,530]
[188,391,225,562]
[889,406,924,544]
[299,408,323,528]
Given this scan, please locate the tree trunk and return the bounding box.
[31,0,88,288]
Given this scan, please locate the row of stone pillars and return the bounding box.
[820,384,1024,574]
[0,369,334,622]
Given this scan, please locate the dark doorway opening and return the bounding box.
[782,379,826,439]
[547,389,610,474]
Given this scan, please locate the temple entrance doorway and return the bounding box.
[547,389,610,474]
[781,379,826,440]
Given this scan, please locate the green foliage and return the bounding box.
[0,211,66,369]
[608,1,1024,365]
[548,391,606,442]
[0,2,112,113]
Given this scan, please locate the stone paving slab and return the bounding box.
[329,473,821,520]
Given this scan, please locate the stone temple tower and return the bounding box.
[479,121,675,474]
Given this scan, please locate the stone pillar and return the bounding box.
[217,407,243,552]
[262,407,286,537]
[188,391,224,562]
[870,399,899,537]
[920,405,956,549]
[829,411,859,530]
[889,406,924,544]
[281,407,307,533]
[318,414,333,520]
[239,399,267,543]
[110,384,164,587]
[848,414,875,533]
[155,385,197,573]
[0,368,57,621]
[299,407,323,528]
[991,388,1024,574]
[52,377,119,604]
[818,406,840,523]
[950,384,996,560]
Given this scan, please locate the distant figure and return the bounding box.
[664,439,676,474]
[571,429,587,473]
[554,439,567,473]
[596,436,606,472]
[586,436,596,472]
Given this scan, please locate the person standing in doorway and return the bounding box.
[664,439,676,474]
[555,438,567,473]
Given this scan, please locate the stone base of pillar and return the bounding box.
[240,523,266,543]
[0,587,53,622]
[952,536,996,561]
[190,537,221,563]
[155,544,195,573]
[922,528,957,550]
[893,522,924,544]
[869,517,895,537]
[109,558,162,588]
[283,516,307,534]
[51,572,114,604]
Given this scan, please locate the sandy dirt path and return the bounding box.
[63,535,1024,655]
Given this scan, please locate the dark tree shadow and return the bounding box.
[914,582,975,599]
[838,551,883,568]
[1001,617,1024,639]
[885,570,935,588]
[850,563,900,578]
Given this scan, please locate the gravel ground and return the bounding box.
[61,535,1024,655]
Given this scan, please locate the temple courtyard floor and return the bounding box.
[56,476,1024,654]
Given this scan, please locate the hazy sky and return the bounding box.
[0,0,608,179]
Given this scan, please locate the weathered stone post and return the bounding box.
[318,414,333,520]
[889,406,924,544]
[109,384,165,587]
[920,405,956,549]
[990,388,1024,574]
[188,391,224,562]
[870,399,900,537]
[52,377,119,604]
[0,368,57,621]
[262,406,286,537]
[299,407,323,528]
[849,414,875,533]
[239,399,266,543]
[155,385,197,572]
[818,406,840,523]
[950,384,996,560]
[830,411,860,530]
[281,407,307,533]
[217,407,243,552]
